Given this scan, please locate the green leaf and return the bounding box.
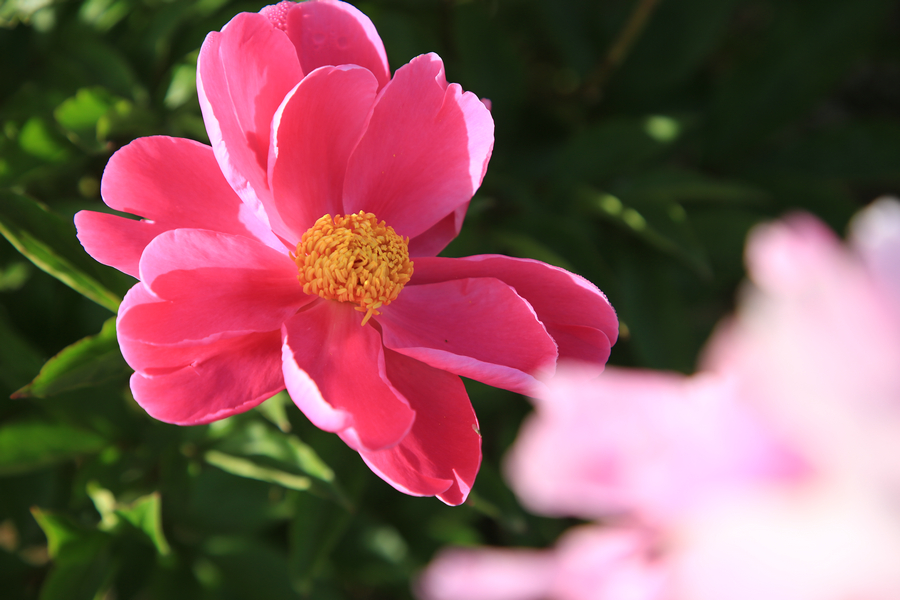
[288,492,353,594]
[17,117,71,163]
[31,508,113,600]
[13,317,130,398]
[54,87,115,152]
[114,493,171,556]
[206,420,350,507]
[0,421,107,476]
[579,186,712,279]
[87,483,171,556]
[255,390,293,433]
[204,450,314,492]
[0,190,131,312]
[0,309,45,393]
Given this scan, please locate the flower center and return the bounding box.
[293,211,413,326]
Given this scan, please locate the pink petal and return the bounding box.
[417,547,555,600]
[504,366,805,522]
[281,301,415,452]
[269,65,378,239]
[406,203,468,258]
[359,350,481,505]
[76,136,280,277]
[197,12,302,238]
[851,197,900,306]
[278,0,390,90]
[128,328,284,425]
[118,229,311,345]
[378,278,557,395]
[413,255,618,373]
[552,526,669,600]
[74,211,163,279]
[343,53,494,244]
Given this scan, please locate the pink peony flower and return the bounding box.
[504,366,805,523]
[73,0,618,505]
[418,198,900,595]
[418,526,668,600]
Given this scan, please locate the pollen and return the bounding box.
[293,211,413,326]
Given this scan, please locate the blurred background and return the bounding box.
[1,0,899,598]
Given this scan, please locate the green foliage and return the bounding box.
[2,0,899,598]
[13,317,130,398]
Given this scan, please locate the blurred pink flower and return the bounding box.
[73,0,618,505]
[418,526,668,600]
[418,198,900,593]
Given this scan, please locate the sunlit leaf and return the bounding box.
[204,450,314,492]
[206,420,350,507]
[18,117,70,163]
[54,87,115,152]
[255,390,292,433]
[0,190,131,312]
[13,317,130,398]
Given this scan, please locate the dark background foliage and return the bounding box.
[1,0,899,597]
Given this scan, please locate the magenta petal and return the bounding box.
[378,278,557,395]
[413,255,619,374]
[359,350,481,505]
[281,0,390,90]
[343,53,494,241]
[281,301,415,452]
[197,12,302,237]
[406,203,468,258]
[74,211,164,279]
[128,329,284,425]
[76,136,281,277]
[269,65,378,238]
[118,229,310,345]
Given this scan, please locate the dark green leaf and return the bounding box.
[31,508,113,600]
[13,317,130,398]
[0,421,107,476]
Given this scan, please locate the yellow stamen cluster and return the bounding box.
[293,211,413,326]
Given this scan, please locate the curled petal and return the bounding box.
[378,278,557,395]
[118,230,310,345]
[281,301,415,452]
[360,350,481,505]
[413,255,618,375]
[269,65,378,240]
[343,53,494,245]
[125,317,283,426]
[197,11,302,237]
[273,0,391,90]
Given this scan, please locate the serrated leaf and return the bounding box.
[13,317,130,398]
[0,421,107,476]
[0,190,132,312]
